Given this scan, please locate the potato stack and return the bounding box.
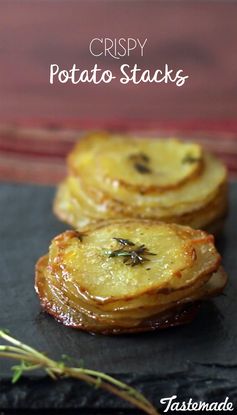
[54,133,228,233]
[35,220,227,334]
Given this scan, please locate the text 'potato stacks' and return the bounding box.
[54,133,228,233]
[35,220,227,334]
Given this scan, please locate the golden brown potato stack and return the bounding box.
[54,133,228,233]
[35,220,227,334]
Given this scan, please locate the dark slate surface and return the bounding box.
[0,182,237,412]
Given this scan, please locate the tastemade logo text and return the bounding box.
[160,395,234,412]
[50,37,189,87]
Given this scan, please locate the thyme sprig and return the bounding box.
[113,237,135,246]
[106,238,156,267]
[0,330,159,415]
[182,153,201,164]
[129,153,152,174]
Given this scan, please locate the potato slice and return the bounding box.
[46,222,205,300]
[71,152,226,213]
[54,177,227,234]
[35,255,226,334]
[41,224,220,311]
[54,133,227,232]
[35,255,200,334]
[35,220,225,334]
[70,134,203,193]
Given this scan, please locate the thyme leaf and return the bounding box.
[106,239,156,267]
[182,154,201,164]
[134,163,152,174]
[129,153,152,174]
[0,330,159,415]
[129,153,150,163]
[113,237,135,246]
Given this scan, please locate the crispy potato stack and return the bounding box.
[35,220,227,334]
[54,133,228,232]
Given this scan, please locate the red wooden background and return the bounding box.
[0,1,236,183]
[1,1,237,122]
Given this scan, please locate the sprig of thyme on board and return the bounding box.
[0,330,159,415]
[105,237,156,267]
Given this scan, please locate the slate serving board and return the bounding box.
[0,182,237,414]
